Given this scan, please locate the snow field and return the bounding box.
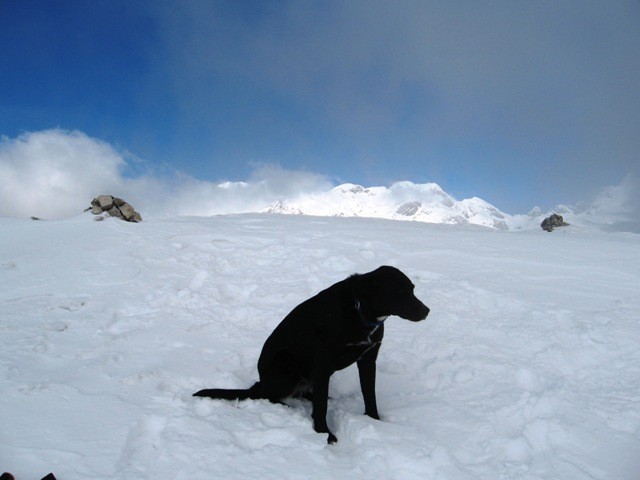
[1,214,639,479]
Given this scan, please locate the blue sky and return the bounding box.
[1,0,639,213]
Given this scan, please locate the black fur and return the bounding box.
[194,265,429,443]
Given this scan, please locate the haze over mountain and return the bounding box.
[262,177,640,233]
[264,182,523,230]
[3,2,639,216]
[1,130,637,233]
[262,180,638,233]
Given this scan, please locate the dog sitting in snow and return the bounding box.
[194,265,429,443]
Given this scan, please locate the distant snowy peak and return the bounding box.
[262,182,515,230]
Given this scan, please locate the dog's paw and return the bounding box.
[365,409,380,420]
[314,423,338,444]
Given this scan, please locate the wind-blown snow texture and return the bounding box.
[1,214,639,479]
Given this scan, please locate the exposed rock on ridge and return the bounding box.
[541,213,569,232]
[86,195,142,222]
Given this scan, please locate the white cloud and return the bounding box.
[587,173,640,232]
[146,1,640,212]
[2,129,638,233]
[0,129,331,219]
[551,172,640,233]
[0,129,127,218]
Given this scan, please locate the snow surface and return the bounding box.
[1,213,639,479]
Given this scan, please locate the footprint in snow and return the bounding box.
[188,270,209,291]
[119,416,167,466]
[453,367,475,383]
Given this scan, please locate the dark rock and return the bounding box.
[541,214,569,232]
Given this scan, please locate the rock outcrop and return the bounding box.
[541,213,568,232]
[86,195,142,222]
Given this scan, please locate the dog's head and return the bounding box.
[352,266,430,322]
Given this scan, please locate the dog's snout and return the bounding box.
[405,299,429,321]
[418,304,430,320]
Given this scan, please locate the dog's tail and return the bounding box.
[193,382,262,400]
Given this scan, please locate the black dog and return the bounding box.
[194,265,429,443]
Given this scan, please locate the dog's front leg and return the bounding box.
[311,345,337,444]
[357,343,381,420]
[312,372,336,444]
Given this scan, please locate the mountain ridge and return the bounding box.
[262,182,533,230]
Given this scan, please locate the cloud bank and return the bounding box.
[3,3,638,215]
[0,129,331,220]
[146,1,640,211]
[561,172,640,233]
[0,129,638,232]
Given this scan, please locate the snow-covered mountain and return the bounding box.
[262,182,528,230]
[261,179,640,233]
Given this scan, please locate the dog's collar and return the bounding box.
[354,299,388,327]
